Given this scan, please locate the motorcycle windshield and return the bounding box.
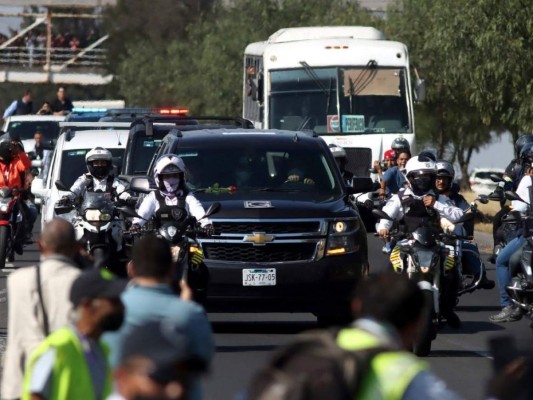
[80,191,114,216]
[412,227,438,247]
[413,247,435,269]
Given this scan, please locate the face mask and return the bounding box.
[99,311,124,332]
[92,166,109,179]
[163,177,180,193]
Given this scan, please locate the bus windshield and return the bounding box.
[269,66,411,135]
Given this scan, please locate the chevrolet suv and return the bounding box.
[134,123,372,323]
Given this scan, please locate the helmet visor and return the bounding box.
[410,173,436,194]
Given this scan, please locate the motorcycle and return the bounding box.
[122,201,221,303]
[0,187,29,268]
[54,180,129,274]
[504,191,533,324]
[373,204,478,356]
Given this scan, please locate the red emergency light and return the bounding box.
[155,107,189,115]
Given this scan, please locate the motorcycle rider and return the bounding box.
[0,139,37,252]
[62,147,135,205]
[434,160,495,290]
[328,144,354,186]
[377,155,465,328]
[131,154,214,234]
[489,133,533,262]
[489,146,533,323]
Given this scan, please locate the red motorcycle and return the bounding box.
[0,187,28,268]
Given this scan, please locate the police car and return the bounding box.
[31,124,129,230]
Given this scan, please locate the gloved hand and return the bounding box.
[126,197,138,207]
[130,223,141,234]
[57,195,70,206]
[203,224,215,236]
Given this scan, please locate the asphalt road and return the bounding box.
[1,230,531,400]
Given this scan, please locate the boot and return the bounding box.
[478,273,495,290]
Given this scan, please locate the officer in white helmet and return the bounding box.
[377,154,465,328]
[328,144,354,186]
[131,154,214,234]
[64,147,134,204]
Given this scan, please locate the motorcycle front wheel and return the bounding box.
[0,225,10,269]
[413,288,436,356]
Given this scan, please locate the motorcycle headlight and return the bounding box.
[0,203,9,212]
[99,213,112,222]
[85,209,102,222]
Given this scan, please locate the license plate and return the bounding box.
[243,268,276,286]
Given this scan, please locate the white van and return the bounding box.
[31,127,129,230]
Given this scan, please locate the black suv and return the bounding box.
[139,125,372,323]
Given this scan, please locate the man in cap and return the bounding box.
[109,319,209,400]
[22,269,127,400]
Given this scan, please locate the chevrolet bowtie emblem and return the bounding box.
[243,232,274,245]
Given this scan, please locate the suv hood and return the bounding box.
[195,191,356,219]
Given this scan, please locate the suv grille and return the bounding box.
[216,221,320,235]
[204,243,317,262]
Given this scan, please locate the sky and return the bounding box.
[0,6,23,36]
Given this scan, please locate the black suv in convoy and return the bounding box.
[134,123,372,323]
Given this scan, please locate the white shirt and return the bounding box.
[377,188,464,231]
[513,174,532,214]
[68,174,130,201]
[133,190,211,227]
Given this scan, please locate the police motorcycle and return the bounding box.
[0,187,31,268]
[123,176,220,303]
[373,204,477,356]
[503,191,533,325]
[54,180,129,274]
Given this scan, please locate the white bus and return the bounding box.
[243,26,425,177]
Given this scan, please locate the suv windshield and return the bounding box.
[60,148,125,188]
[269,66,410,135]
[130,137,163,174]
[174,141,341,194]
[7,121,61,141]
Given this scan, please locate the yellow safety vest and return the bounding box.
[22,327,112,400]
[337,327,428,400]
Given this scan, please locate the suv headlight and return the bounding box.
[326,219,360,255]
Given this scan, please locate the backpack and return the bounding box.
[247,329,390,400]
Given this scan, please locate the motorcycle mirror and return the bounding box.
[505,190,529,205]
[490,174,503,183]
[476,194,489,204]
[202,202,221,219]
[130,176,156,194]
[54,180,69,191]
[372,209,392,221]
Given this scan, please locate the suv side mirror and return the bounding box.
[349,177,374,194]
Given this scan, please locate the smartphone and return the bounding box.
[489,335,518,373]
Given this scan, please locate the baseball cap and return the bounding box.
[69,269,127,307]
[383,149,397,161]
[119,319,208,383]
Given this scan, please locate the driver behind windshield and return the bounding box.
[62,147,135,206]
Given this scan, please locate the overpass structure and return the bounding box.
[0,1,115,85]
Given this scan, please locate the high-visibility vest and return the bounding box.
[337,327,428,400]
[22,327,112,400]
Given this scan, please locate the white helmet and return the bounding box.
[328,143,347,159]
[405,155,437,196]
[85,147,112,179]
[153,154,187,190]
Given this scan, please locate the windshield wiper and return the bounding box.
[299,61,331,97]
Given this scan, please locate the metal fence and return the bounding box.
[0,46,106,70]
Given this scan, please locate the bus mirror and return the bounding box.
[414,77,426,102]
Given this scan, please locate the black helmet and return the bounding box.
[520,142,533,165]
[0,140,14,164]
[391,137,410,153]
[514,133,533,158]
[435,160,455,191]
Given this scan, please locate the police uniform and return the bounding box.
[67,174,131,201]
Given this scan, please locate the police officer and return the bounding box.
[377,155,464,327]
[63,147,134,205]
[131,154,214,234]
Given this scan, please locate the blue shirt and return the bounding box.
[382,166,406,194]
[103,283,214,400]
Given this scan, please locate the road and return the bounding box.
[0,230,531,400]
